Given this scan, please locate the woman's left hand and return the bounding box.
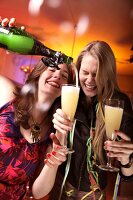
[44,133,67,168]
[104,131,133,165]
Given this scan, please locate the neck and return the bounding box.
[37,94,55,111]
[31,105,49,124]
[86,96,92,104]
[31,94,56,126]
[86,95,97,104]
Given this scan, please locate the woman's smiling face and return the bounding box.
[38,63,69,99]
[79,53,98,99]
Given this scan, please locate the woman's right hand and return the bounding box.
[104,131,133,166]
[0,17,16,27]
[0,16,25,30]
[44,133,67,168]
[52,108,72,135]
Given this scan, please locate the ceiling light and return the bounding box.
[47,0,61,8]
[28,0,44,16]
[76,15,89,36]
[60,21,73,33]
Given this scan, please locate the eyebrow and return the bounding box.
[82,68,96,73]
[57,66,68,75]
[63,69,69,74]
[81,69,88,72]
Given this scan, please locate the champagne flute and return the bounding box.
[99,99,124,172]
[61,84,80,153]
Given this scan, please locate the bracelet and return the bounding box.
[120,155,133,168]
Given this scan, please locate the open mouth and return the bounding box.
[85,84,97,90]
[47,81,60,88]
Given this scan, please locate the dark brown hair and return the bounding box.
[14,59,73,129]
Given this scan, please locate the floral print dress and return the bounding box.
[0,101,49,200]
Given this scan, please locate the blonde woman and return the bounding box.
[51,41,133,200]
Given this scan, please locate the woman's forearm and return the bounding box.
[32,164,58,199]
[32,134,67,199]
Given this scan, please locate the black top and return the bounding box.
[60,90,133,192]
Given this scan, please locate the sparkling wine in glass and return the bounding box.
[99,99,124,172]
[61,84,80,153]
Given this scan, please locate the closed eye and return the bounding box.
[82,70,89,76]
[82,70,96,77]
[62,72,68,80]
[48,67,56,72]
[92,73,96,77]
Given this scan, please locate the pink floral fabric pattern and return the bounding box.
[0,101,48,199]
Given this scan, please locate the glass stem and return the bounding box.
[55,130,67,147]
[107,152,112,168]
[62,134,68,147]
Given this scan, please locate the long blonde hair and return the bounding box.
[76,41,120,164]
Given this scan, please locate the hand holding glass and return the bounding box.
[61,84,80,153]
[99,99,124,172]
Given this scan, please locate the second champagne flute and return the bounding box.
[98,99,124,172]
[61,84,80,153]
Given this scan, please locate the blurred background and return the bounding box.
[0,0,133,199]
[0,0,133,81]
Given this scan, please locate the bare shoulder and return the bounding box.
[0,75,16,107]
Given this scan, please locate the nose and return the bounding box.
[87,74,94,83]
[53,69,61,79]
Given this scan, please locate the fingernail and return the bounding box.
[10,18,15,22]
[9,23,14,27]
[105,140,111,144]
[108,152,112,156]
[47,153,51,158]
[104,146,107,150]
[1,18,9,26]
[2,22,7,26]
[52,151,56,156]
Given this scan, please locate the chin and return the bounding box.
[84,90,97,98]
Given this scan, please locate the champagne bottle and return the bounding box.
[0,25,73,64]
